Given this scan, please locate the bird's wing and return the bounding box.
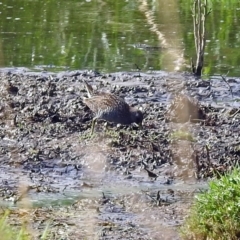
[83,93,128,113]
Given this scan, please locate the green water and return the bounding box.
[0,0,240,76]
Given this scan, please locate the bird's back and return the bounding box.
[83,92,132,124]
[83,80,143,125]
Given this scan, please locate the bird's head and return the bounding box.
[131,109,144,128]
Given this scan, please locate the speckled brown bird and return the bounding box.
[83,80,143,134]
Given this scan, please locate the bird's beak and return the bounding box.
[133,122,142,129]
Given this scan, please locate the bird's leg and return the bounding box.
[91,118,97,135]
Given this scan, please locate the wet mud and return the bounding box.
[0,68,240,239]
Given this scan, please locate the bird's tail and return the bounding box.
[83,80,94,98]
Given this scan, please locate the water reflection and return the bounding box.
[139,0,185,72]
[0,0,239,75]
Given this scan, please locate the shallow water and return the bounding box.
[0,1,240,75]
[1,131,208,208]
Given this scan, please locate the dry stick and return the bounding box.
[191,1,197,72]
[192,1,197,56]
[210,74,236,118]
[205,145,211,164]
[197,0,201,59]
[192,0,211,75]
[197,0,203,73]
[195,151,200,178]
[230,109,240,118]
[220,74,233,98]
[190,142,200,177]
[202,0,207,53]
[192,0,201,74]
[201,0,212,57]
[200,0,205,68]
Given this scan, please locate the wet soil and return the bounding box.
[0,68,240,239]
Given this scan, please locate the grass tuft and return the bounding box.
[0,210,29,240]
[0,210,49,240]
[181,167,240,240]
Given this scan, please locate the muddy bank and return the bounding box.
[0,68,240,239]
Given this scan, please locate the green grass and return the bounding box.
[0,210,29,240]
[170,130,195,142]
[181,167,240,240]
[0,210,49,240]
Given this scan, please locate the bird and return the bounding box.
[82,80,143,134]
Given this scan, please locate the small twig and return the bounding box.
[220,74,233,98]
[205,145,211,164]
[134,64,141,77]
[230,109,240,118]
